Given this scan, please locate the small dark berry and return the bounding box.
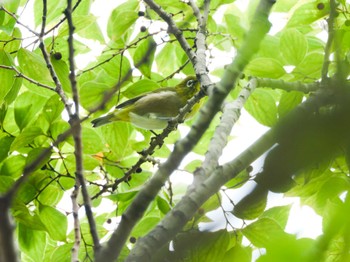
[106,218,112,224]
[140,26,147,32]
[136,167,142,173]
[53,52,62,60]
[130,237,137,243]
[138,11,145,17]
[316,3,324,10]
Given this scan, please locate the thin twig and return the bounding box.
[64,0,101,254]
[321,0,337,81]
[0,65,55,91]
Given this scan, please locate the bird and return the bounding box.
[91,76,201,130]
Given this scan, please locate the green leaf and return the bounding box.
[132,216,160,237]
[51,58,71,94]
[293,52,324,80]
[133,37,157,78]
[39,205,68,241]
[287,1,330,28]
[107,0,139,42]
[18,223,47,262]
[262,205,292,229]
[58,15,97,37]
[156,43,182,76]
[280,29,308,65]
[258,237,314,262]
[77,17,105,43]
[0,176,14,194]
[278,91,303,118]
[10,126,44,151]
[223,244,252,262]
[242,217,288,248]
[50,243,73,262]
[224,9,246,47]
[245,89,278,127]
[0,27,22,54]
[0,0,20,34]
[1,154,26,178]
[245,58,285,79]
[17,48,53,86]
[0,136,14,162]
[0,51,20,103]
[34,0,65,27]
[100,122,135,159]
[122,79,160,98]
[81,127,104,154]
[273,0,299,12]
[173,230,231,262]
[14,91,49,130]
[37,184,64,206]
[225,169,250,189]
[26,147,52,172]
[156,196,171,215]
[42,94,65,124]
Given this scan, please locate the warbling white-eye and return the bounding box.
[91,76,201,129]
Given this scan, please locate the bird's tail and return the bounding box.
[91,114,115,127]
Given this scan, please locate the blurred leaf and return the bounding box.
[1,154,26,178]
[293,52,324,80]
[278,91,303,118]
[122,79,160,98]
[287,1,330,27]
[0,51,21,104]
[18,223,47,262]
[242,217,288,248]
[42,94,65,124]
[0,135,14,162]
[100,122,135,159]
[245,58,285,79]
[51,58,71,94]
[223,244,252,262]
[58,15,97,37]
[34,0,65,27]
[37,184,64,206]
[156,43,182,76]
[17,48,53,86]
[262,205,292,229]
[173,230,230,262]
[131,216,160,237]
[157,196,171,215]
[107,0,139,42]
[0,27,22,54]
[133,37,157,78]
[81,127,104,154]
[280,29,308,65]
[245,89,278,127]
[39,205,67,241]
[10,126,44,151]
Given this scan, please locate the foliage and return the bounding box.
[0,0,350,261]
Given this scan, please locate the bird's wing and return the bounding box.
[116,87,175,109]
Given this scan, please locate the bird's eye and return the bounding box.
[186,80,195,87]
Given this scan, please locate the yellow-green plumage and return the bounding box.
[91,76,201,129]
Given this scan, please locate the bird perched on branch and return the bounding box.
[91,76,202,130]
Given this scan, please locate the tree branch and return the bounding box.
[64,0,101,255]
[95,1,275,261]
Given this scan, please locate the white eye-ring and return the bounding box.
[186,79,195,87]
